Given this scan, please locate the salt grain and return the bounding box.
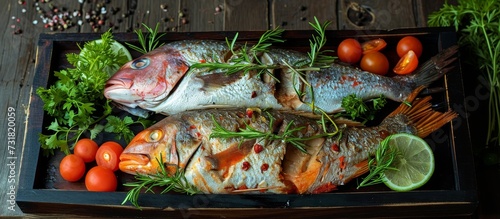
[32,20,38,25]
[22,8,26,13]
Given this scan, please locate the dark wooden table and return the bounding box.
[1,0,497,218]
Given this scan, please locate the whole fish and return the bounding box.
[104,40,458,116]
[119,87,457,194]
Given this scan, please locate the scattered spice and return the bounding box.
[261,163,269,172]
[254,144,263,153]
[242,161,251,171]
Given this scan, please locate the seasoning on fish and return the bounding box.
[104,40,458,116]
[119,86,457,194]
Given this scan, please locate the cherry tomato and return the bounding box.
[73,138,99,163]
[360,51,389,75]
[59,154,86,182]
[96,141,123,171]
[393,50,419,75]
[337,38,363,64]
[361,38,387,54]
[397,36,423,58]
[85,166,118,192]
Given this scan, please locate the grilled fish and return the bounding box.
[119,87,457,194]
[104,40,458,116]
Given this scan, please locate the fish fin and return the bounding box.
[290,160,322,194]
[197,72,245,92]
[334,117,365,127]
[388,86,458,138]
[412,45,458,87]
[203,140,255,171]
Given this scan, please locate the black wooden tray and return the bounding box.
[17,28,477,218]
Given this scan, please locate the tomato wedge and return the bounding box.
[96,141,123,171]
[393,50,419,75]
[362,38,387,54]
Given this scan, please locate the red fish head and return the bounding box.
[104,48,189,110]
[119,119,202,176]
[119,124,178,175]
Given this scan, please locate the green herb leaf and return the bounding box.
[122,155,199,209]
[357,135,399,188]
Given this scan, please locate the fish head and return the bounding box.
[104,47,190,110]
[119,118,202,175]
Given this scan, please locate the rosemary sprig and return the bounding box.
[191,28,285,75]
[357,135,399,188]
[126,23,166,54]
[122,155,199,209]
[307,17,336,67]
[209,112,329,154]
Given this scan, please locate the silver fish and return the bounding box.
[104,40,457,115]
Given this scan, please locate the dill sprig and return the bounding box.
[209,112,329,154]
[428,0,500,146]
[126,23,166,54]
[122,155,199,209]
[357,135,399,188]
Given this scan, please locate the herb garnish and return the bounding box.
[428,0,500,146]
[357,135,399,188]
[339,94,387,123]
[126,23,166,54]
[122,155,199,209]
[191,28,285,76]
[36,31,153,155]
[210,112,332,154]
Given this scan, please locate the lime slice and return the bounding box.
[382,133,435,192]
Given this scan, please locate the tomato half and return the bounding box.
[397,36,423,58]
[361,38,387,54]
[337,38,363,64]
[73,138,99,163]
[96,141,123,171]
[360,51,389,75]
[85,166,118,192]
[59,154,86,182]
[393,50,419,75]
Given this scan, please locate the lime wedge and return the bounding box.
[382,133,435,192]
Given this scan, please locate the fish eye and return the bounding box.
[131,58,150,69]
[148,130,163,142]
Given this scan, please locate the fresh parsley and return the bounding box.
[37,31,153,156]
[339,94,387,123]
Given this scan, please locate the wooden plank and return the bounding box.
[271,0,337,30]
[179,0,225,32]
[223,0,269,31]
[132,0,181,32]
[337,0,417,30]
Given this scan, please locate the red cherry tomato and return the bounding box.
[73,138,99,163]
[59,154,86,182]
[361,38,387,54]
[393,50,419,75]
[96,141,123,171]
[397,36,423,58]
[85,166,118,192]
[360,51,389,75]
[337,38,363,64]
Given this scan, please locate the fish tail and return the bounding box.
[388,86,458,138]
[411,45,458,88]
